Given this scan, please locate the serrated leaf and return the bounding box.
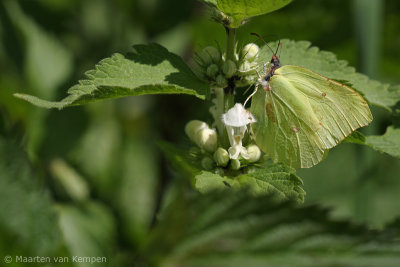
[237,163,305,203]
[259,40,400,111]
[343,131,366,145]
[365,126,400,158]
[159,142,304,201]
[143,190,400,267]
[343,127,400,159]
[15,43,208,109]
[214,0,293,28]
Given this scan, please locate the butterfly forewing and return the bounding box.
[251,65,372,169]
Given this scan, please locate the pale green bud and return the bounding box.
[195,128,218,153]
[242,43,259,62]
[222,60,237,78]
[201,156,215,171]
[185,120,207,142]
[230,159,241,170]
[206,64,219,78]
[216,74,227,88]
[213,147,229,167]
[238,61,252,73]
[247,144,261,163]
[201,46,220,65]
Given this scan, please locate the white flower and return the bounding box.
[228,144,249,160]
[222,103,256,160]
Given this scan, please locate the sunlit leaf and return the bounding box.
[15,43,208,109]
[202,0,293,28]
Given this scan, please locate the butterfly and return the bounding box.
[247,33,373,168]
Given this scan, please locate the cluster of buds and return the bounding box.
[185,103,262,173]
[236,43,261,87]
[196,43,261,88]
[196,46,238,88]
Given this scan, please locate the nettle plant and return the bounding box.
[15,0,400,204]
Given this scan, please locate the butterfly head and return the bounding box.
[271,54,281,69]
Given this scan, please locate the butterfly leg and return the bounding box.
[244,87,258,107]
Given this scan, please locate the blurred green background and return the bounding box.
[0,0,400,266]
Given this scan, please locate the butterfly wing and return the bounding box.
[250,65,372,168]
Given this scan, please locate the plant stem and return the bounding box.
[225,27,236,62]
[214,87,225,136]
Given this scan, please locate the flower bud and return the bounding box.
[201,156,215,171]
[216,74,227,88]
[206,64,219,78]
[247,144,261,162]
[195,128,218,153]
[242,43,259,62]
[222,60,237,78]
[185,120,208,142]
[201,46,220,65]
[213,147,229,167]
[230,159,241,170]
[238,61,252,73]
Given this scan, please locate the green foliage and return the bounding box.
[0,136,60,255]
[142,189,400,266]
[237,163,305,202]
[4,0,73,96]
[366,126,400,158]
[159,142,305,203]
[344,127,400,159]
[259,40,400,111]
[14,43,208,109]
[203,0,293,28]
[56,202,116,266]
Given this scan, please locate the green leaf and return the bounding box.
[237,163,305,202]
[259,40,400,111]
[0,136,60,255]
[212,0,293,28]
[344,127,400,159]
[343,131,366,145]
[57,202,116,262]
[14,43,208,109]
[143,189,400,266]
[194,171,239,193]
[4,1,73,96]
[159,142,304,202]
[365,126,400,158]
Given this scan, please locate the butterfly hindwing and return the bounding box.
[251,65,372,168]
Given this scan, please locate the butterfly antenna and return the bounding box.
[274,36,280,54]
[251,32,274,55]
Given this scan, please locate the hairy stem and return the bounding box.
[225,27,236,62]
